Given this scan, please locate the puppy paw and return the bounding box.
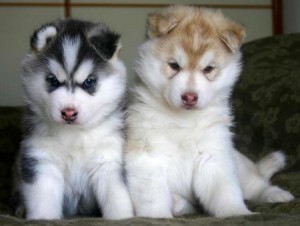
[216,207,253,218]
[257,151,286,180]
[105,211,134,220]
[172,195,196,216]
[260,186,295,203]
[138,212,173,218]
[26,213,62,220]
[136,208,173,218]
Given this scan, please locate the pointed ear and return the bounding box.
[88,26,121,60]
[30,24,57,52]
[147,11,181,39]
[219,22,246,52]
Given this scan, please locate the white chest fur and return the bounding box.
[22,117,124,214]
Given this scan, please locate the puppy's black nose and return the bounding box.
[181,92,198,107]
[61,107,78,122]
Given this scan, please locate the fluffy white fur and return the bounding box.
[125,6,294,218]
[21,113,133,219]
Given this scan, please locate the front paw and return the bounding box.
[26,212,62,220]
[105,210,134,220]
[172,195,196,216]
[136,207,173,218]
[102,198,134,220]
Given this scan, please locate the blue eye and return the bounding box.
[46,74,60,88]
[82,76,97,90]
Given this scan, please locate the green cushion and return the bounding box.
[232,34,300,171]
[0,107,23,207]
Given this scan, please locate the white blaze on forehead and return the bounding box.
[200,50,215,68]
[73,60,94,83]
[48,59,67,82]
[62,37,81,75]
[174,47,188,67]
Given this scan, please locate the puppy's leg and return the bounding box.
[93,162,134,220]
[172,194,197,216]
[22,163,64,220]
[91,141,133,220]
[126,151,173,218]
[193,152,251,217]
[234,151,294,203]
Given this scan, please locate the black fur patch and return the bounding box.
[28,19,121,96]
[46,79,66,93]
[63,193,102,217]
[22,107,39,138]
[19,152,38,184]
[89,31,120,60]
[44,40,65,68]
[18,108,39,184]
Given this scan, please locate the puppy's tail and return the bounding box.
[256,151,286,181]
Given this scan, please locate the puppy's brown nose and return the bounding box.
[181,92,198,107]
[61,107,78,122]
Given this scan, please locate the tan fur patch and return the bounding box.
[149,6,245,79]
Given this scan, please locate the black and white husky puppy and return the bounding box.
[14,19,133,220]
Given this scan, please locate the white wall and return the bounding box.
[283,0,300,34]
[0,0,273,106]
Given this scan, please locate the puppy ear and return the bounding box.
[30,24,57,52]
[147,11,181,39]
[88,25,121,60]
[219,22,245,52]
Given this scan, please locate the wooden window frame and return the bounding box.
[0,0,283,35]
